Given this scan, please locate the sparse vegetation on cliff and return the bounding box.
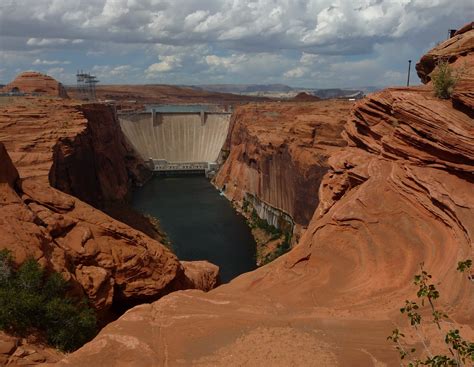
[260,232,291,265]
[0,250,97,352]
[241,198,292,265]
[250,209,281,239]
[431,60,460,99]
[388,260,473,366]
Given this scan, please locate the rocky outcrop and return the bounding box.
[59,25,474,366]
[49,103,151,206]
[0,97,218,317]
[0,141,181,314]
[416,22,474,112]
[1,72,69,98]
[292,92,321,102]
[214,100,353,235]
[0,331,63,366]
[416,22,473,83]
[0,98,148,207]
[173,261,220,292]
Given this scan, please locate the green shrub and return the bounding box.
[261,232,292,265]
[432,60,459,99]
[242,198,250,213]
[387,260,473,366]
[0,251,97,352]
[250,209,281,236]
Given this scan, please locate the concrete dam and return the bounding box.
[118,105,231,175]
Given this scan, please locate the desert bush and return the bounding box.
[431,60,460,99]
[250,209,280,236]
[244,204,292,264]
[0,250,97,352]
[387,259,473,366]
[261,232,292,265]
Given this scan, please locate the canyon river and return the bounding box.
[132,176,257,282]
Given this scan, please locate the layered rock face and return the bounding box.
[0,98,149,206]
[50,103,151,205]
[416,22,473,84]
[214,101,353,234]
[416,22,474,111]
[60,26,474,366]
[0,331,63,365]
[2,72,69,98]
[0,98,218,318]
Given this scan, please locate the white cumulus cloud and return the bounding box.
[146,55,183,74]
[32,58,70,65]
[0,0,472,86]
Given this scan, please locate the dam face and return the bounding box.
[118,106,231,175]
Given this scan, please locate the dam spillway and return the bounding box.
[118,105,231,175]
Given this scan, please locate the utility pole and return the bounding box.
[407,60,412,87]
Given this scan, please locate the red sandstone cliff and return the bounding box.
[58,24,474,366]
[2,72,69,98]
[214,100,352,235]
[49,103,151,205]
[0,98,219,329]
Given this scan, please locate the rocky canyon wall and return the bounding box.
[214,101,352,235]
[59,24,474,366]
[0,96,219,324]
[49,103,150,206]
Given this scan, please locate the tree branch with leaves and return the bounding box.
[388,259,473,367]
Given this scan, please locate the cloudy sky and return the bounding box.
[0,0,472,88]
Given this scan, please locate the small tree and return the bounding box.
[0,250,97,352]
[431,60,461,99]
[388,259,473,366]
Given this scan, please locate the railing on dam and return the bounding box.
[145,104,232,114]
[118,105,232,125]
[149,159,219,177]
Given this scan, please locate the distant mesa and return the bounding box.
[292,92,321,101]
[1,71,69,98]
[193,83,371,99]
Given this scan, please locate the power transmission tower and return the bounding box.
[76,71,99,100]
